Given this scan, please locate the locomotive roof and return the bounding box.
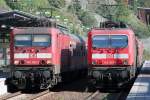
[13,27,85,43]
[68,34,85,43]
[13,24,69,33]
[13,27,51,34]
[99,21,128,28]
[89,21,135,35]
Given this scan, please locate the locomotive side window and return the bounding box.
[32,35,51,47]
[92,35,109,48]
[111,35,128,48]
[15,35,32,46]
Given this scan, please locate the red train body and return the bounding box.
[88,26,143,87]
[6,27,87,91]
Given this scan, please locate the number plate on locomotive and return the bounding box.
[106,54,114,58]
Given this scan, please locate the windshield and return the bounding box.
[111,35,128,48]
[92,35,128,48]
[32,35,50,46]
[15,34,51,47]
[15,35,31,46]
[92,35,109,48]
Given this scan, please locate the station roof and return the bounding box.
[0,10,54,30]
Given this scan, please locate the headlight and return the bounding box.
[43,71,50,78]
[14,60,19,64]
[47,60,51,64]
[92,61,96,65]
[40,60,46,65]
[123,60,128,65]
[14,71,22,78]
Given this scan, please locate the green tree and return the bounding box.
[48,0,65,8]
[113,0,130,22]
[73,2,81,13]
[114,0,150,38]
[137,0,150,7]
[68,3,96,27]
[78,11,95,27]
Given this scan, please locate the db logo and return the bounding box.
[107,54,114,58]
[30,54,37,58]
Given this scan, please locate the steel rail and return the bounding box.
[85,90,99,100]
[0,91,21,100]
[27,90,51,100]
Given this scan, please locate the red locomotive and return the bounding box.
[5,26,87,91]
[88,21,143,87]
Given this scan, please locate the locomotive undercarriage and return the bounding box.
[88,66,136,88]
[5,66,61,91]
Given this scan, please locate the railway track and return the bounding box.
[83,86,130,100]
[0,90,53,100]
[0,91,22,100]
[27,90,52,100]
[0,78,133,100]
[84,90,109,100]
[85,90,100,100]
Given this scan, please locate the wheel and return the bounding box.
[85,81,96,92]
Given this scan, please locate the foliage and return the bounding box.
[109,0,150,38]
[127,14,150,38]
[47,0,65,8]
[68,3,96,27]
[143,50,150,60]
[91,0,150,38]
[5,0,50,13]
[0,0,10,10]
[73,2,81,13]
[78,11,96,27]
[137,0,150,7]
[113,1,130,21]
[95,5,117,20]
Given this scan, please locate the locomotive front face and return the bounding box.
[13,34,52,65]
[7,28,56,90]
[88,33,131,86]
[91,34,129,66]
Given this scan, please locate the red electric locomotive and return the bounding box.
[87,22,143,87]
[6,26,87,92]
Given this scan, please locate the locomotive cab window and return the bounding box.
[92,35,109,48]
[14,34,51,47]
[92,35,128,48]
[111,35,128,48]
[15,34,32,46]
[32,35,51,47]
